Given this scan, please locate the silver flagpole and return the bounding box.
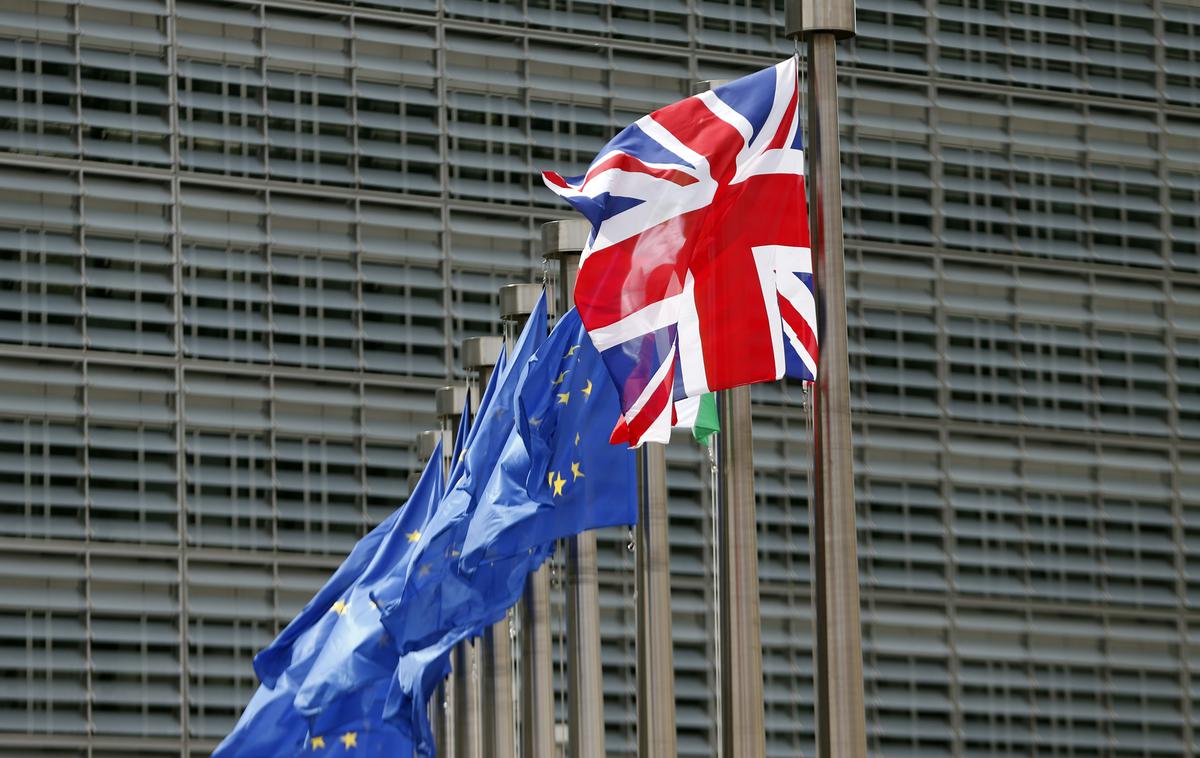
[518,563,554,758]
[686,77,768,758]
[541,219,606,758]
[433,386,468,758]
[499,283,557,758]
[419,420,455,758]
[481,283,542,758]
[787,1,868,755]
[635,441,677,757]
[457,336,503,758]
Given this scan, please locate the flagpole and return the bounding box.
[487,284,544,758]
[436,383,482,758]
[787,1,868,755]
[681,78,768,758]
[541,219,606,758]
[635,441,677,757]
[497,285,557,758]
[433,386,469,757]
[457,336,503,758]
[419,420,455,758]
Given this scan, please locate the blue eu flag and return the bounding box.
[460,307,637,566]
[375,291,548,655]
[216,441,445,756]
[281,384,480,730]
[304,678,414,756]
[213,599,414,757]
[287,392,479,718]
[290,441,445,716]
[212,665,311,756]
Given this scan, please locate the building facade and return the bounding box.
[0,0,1197,755]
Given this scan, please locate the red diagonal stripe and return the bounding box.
[574,206,705,330]
[651,96,745,184]
[779,292,819,362]
[543,171,570,189]
[584,153,698,187]
[625,365,674,446]
[764,89,798,151]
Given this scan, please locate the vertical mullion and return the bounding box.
[165,0,189,749]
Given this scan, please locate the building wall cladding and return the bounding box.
[0,0,1197,755]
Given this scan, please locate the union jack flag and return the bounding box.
[542,57,818,447]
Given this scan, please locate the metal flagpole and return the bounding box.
[541,219,606,758]
[419,419,455,757]
[635,442,677,758]
[498,285,557,758]
[518,562,554,758]
[434,383,480,758]
[786,1,868,755]
[715,387,765,758]
[481,284,542,758]
[457,336,503,758]
[685,77,768,758]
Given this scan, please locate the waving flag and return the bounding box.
[458,308,637,566]
[376,292,548,655]
[542,57,817,446]
[216,442,445,757]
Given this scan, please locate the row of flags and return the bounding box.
[217,55,818,756]
[215,297,639,756]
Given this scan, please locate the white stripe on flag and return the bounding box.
[673,395,700,429]
[733,148,806,184]
[625,343,677,447]
[752,245,787,381]
[587,291,687,352]
[696,90,755,144]
[782,319,818,378]
[677,270,710,398]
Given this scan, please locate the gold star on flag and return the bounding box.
[556,391,570,405]
[552,472,567,497]
[529,417,542,427]
[566,344,581,356]
[551,370,569,385]
[331,600,349,616]
[418,563,432,578]
[340,732,358,749]
[406,530,421,543]
[571,462,585,481]
[547,471,554,486]
[574,432,580,446]
[581,379,592,398]
[310,735,326,750]
[458,448,466,462]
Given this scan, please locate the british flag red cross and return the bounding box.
[543,57,818,447]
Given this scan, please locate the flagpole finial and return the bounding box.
[691,80,730,95]
[462,336,503,372]
[416,429,441,461]
[435,385,469,419]
[540,219,589,260]
[785,0,856,40]
[500,283,543,322]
